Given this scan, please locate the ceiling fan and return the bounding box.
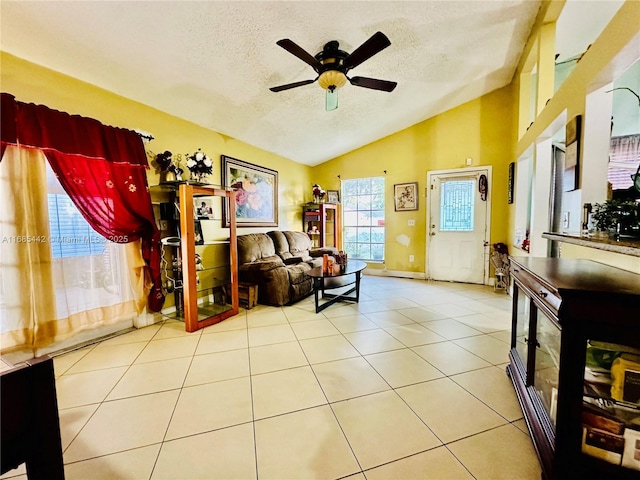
[269,31,397,111]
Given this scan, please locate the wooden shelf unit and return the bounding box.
[303,202,341,249]
[151,182,238,332]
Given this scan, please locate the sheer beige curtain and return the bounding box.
[0,146,148,360]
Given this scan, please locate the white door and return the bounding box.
[427,168,490,284]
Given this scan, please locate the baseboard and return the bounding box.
[364,269,504,286]
[364,269,427,280]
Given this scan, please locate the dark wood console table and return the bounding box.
[1,355,65,480]
[508,257,640,479]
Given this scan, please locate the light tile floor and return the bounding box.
[2,276,542,479]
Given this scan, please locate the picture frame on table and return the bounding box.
[194,198,214,220]
[394,182,419,211]
[221,155,278,227]
[326,190,340,204]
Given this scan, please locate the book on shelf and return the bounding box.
[582,409,625,435]
[611,357,640,404]
[582,426,624,465]
[622,428,640,470]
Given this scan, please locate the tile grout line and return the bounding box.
[58,319,171,466]
[51,281,523,478]
[289,310,367,478]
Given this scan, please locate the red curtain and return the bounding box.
[1,93,164,311]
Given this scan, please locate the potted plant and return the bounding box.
[591,200,640,238]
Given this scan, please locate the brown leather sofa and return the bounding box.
[237,231,337,306]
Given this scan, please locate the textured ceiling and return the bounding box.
[0,1,543,165]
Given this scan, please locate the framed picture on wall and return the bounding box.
[563,115,581,192]
[221,155,278,227]
[394,182,419,211]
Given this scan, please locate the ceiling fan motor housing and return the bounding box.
[316,41,349,91]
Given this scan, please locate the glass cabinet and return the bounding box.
[302,203,341,249]
[508,257,640,479]
[150,182,238,332]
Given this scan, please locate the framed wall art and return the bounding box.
[394,182,419,211]
[221,155,278,227]
[563,115,581,192]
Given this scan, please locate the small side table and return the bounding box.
[238,282,258,309]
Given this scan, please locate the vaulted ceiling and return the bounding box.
[1,1,544,165]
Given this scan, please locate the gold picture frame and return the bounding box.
[221,155,278,227]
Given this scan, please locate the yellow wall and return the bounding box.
[0,52,312,232]
[560,244,640,274]
[507,0,640,270]
[313,86,514,273]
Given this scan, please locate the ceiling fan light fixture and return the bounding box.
[318,70,347,91]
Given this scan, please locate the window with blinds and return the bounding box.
[608,135,640,191]
[47,194,106,258]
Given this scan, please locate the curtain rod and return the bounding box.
[134,129,154,141]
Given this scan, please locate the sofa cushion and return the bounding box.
[239,258,284,273]
[286,262,313,301]
[254,265,291,306]
[267,230,295,261]
[237,233,281,265]
[281,231,314,262]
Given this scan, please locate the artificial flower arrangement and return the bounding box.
[154,150,173,171]
[185,148,213,182]
[312,184,326,202]
[153,150,184,181]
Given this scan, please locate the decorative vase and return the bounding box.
[192,172,207,183]
[165,171,176,182]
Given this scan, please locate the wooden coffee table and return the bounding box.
[307,260,367,313]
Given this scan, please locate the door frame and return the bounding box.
[426,166,492,285]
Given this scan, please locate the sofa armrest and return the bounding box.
[309,247,339,257]
[283,256,304,265]
[239,259,284,273]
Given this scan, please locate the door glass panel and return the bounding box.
[534,311,561,431]
[514,285,530,370]
[439,179,475,231]
[325,207,336,248]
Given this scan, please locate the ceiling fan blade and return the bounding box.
[349,76,397,92]
[276,39,323,72]
[269,79,316,92]
[343,31,391,71]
